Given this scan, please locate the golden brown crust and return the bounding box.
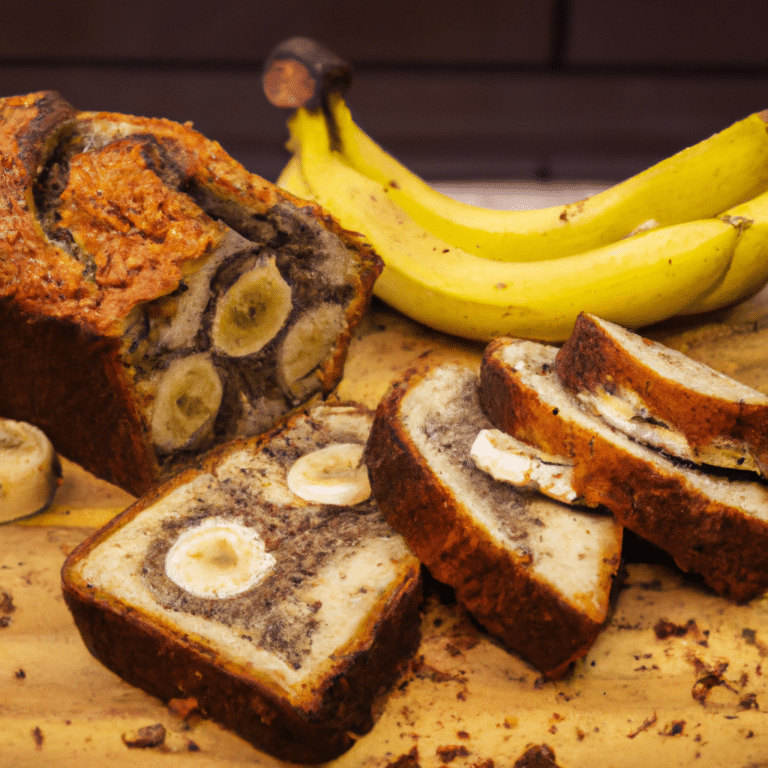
[365,365,618,679]
[0,93,97,323]
[480,338,768,603]
[61,407,422,763]
[556,312,768,473]
[62,558,422,763]
[55,135,228,318]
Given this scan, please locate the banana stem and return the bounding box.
[262,36,353,117]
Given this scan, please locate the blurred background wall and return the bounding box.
[1,0,766,184]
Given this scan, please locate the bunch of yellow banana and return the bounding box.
[277,97,768,342]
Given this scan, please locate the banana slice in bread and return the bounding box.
[365,362,623,679]
[556,312,768,475]
[61,402,422,764]
[0,91,382,495]
[480,336,768,602]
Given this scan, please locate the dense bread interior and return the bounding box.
[398,364,620,622]
[67,404,418,693]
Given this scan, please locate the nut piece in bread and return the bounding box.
[480,337,768,602]
[556,312,768,475]
[61,403,422,764]
[365,363,623,679]
[0,91,382,496]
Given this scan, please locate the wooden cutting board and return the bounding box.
[3,290,768,768]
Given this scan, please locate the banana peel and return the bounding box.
[328,94,768,262]
[284,106,749,342]
[685,188,768,314]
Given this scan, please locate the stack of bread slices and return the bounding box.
[365,312,768,690]
[476,312,768,603]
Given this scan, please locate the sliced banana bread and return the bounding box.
[365,363,623,679]
[61,402,422,764]
[556,312,768,475]
[480,337,768,602]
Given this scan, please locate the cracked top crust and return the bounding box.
[0,90,379,336]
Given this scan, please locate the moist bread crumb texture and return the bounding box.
[61,403,422,764]
[0,91,382,495]
[365,362,622,679]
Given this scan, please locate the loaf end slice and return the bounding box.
[365,363,622,679]
[480,337,768,602]
[61,403,422,763]
[556,312,768,475]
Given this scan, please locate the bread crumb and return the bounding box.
[122,724,167,749]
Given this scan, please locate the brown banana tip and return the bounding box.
[262,36,353,110]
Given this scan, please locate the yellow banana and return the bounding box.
[286,107,739,342]
[276,153,314,198]
[683,188,768,314]
[326,95,768,263]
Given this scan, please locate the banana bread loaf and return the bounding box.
[0,91,382,495]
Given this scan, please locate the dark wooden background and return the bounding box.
[1,0,767,184]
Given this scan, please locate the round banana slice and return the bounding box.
[165,517,276,599]
[212,256,292,357]
[277,303,346,397]
[287,443,371,506]
[0,418,61,523]
[151,353,223,454]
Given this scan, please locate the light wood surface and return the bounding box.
[3,292,768,768]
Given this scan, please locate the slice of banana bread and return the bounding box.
[556,312,768,475]
[480,336,768,602]
[61,402,422,763]
[365,363,623,679]
[0,91,382,495]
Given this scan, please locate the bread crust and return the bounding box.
[61,406,422,763]
[481,337,768,603]
[63,560,421,763]
[556,312,768,474]
[365,365,621,679]
[0,91,382,495]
